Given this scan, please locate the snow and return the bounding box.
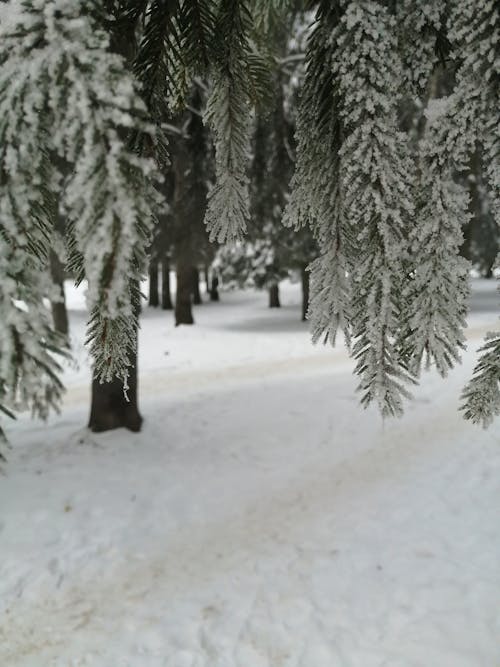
[0,279,499,667]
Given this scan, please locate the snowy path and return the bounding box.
[0,282,499,666]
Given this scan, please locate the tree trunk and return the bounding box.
[204,265,210,293]
[269,283,280,308]
[175,260,194,325]
[161,257,173,310]
[301,264,310,322]
[88,290,142,433]
[49,249,69,336]
[88,362,142,433]
[149,261,159,307]
[192,266,202,305]
[210,276,220,301]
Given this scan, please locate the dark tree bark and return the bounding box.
[161,257,173,309]
[192,266,202,305]
[88,364,142,433]
[88,291,142,432]
[204,265,210,293]
[175,259,194,325]
[301,264,310,322]
[149,261,159,307]
[269,283,280,308]
[210,276,220,301]
[49,248,69,336]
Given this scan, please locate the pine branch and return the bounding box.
[0,48,67,437]
[1,2,160,397]
[178,0,217,73]
[441,0,499,422]
[203,0,257,243]
[284,2,352,346]
[134,0,186,114]
[461,333,500,427]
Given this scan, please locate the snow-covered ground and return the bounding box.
[0,279,499,667]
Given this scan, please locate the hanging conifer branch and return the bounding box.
[334,0,417,416]
[399,129,470,379]
[285,2,353,347]
[203,0,257,243]
[449,0,499,423]
[0,1,160,403]
[461,333,500,427]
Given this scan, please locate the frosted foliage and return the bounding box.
[447,0,499,422]
[401,151,470,378]
[308,248,351,347]
[287,1,420,416]
[204,2,253,244]
[284,7,353,347]
[214,236,285,290]
[204,71,251,243]
[461,334,500,427]
[398,1,444,94]
[333,1,416,416]
[0,0,159,400]
[0,54,65,436]
[286,0,498,421]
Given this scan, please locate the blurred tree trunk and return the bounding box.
[175,257,194,325]
[171,89,208,324]
[269,283,280,308]
[210,275,220,301]
[161,257,173,309]
[301,264,310,322]
[149,260,159,307]
[192,266,202,304]
[49,248,69,336]
[203,265,210,293]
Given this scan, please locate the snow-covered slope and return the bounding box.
[0,280,499,666]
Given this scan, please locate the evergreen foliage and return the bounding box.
[446,0,499,423]
[461,333,500,427]
[203,0,254,243]
[0,0,159,436]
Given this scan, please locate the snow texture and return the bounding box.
[0,279,499,667]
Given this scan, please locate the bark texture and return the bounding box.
[192,266,202,305]
[49,248,69,336]
[269,283,280,308]
[149,261,159,307]
[175,260,195,325]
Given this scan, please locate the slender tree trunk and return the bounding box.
[88,291,142,432]
[301,264,310,322]
[49,249,69,336]
[149,261,159,307]
[210,276,220,301]
[175,259,194,325]
[269,283,280,308]
[204,265,210,293]
[161,257,173,309]
[192,266,202,304]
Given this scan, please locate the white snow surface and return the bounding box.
[0,279,499,667]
